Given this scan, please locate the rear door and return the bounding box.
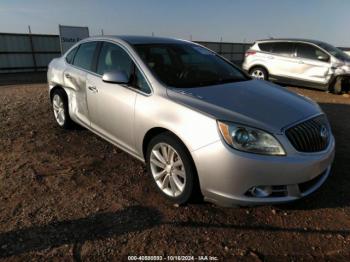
[63,41,99,126]
[86,41,137,153]
[268,42,298,79]
[295,43,331,85]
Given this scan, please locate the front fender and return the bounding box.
[134,94,220,160]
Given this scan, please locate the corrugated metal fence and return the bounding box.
[196,41,252,65]
[1,32,350,74]
[0,33,61,73]
[0,32,252,73]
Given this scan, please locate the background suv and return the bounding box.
[243,39,350,93]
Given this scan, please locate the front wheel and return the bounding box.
[330,76,343,94]
[146,133,198,204]
[250,67,268,80]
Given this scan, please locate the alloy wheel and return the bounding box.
[251,69,265,80]
[52,94,65,126]
[150,143,186,197]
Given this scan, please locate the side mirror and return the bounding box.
[102,71,129,84]
[317,55,329,62]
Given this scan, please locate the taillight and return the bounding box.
[245,50,256,57]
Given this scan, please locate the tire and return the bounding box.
[249,66,268,80]
[146,132,199,204]
[51,89,74,129]
[330,76,343,94]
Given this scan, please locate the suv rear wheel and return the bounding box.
[250,67,268,80]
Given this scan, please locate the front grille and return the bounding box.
[286,115,330,152]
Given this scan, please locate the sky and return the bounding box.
[0,0,349,46]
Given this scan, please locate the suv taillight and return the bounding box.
[245,50,256,57]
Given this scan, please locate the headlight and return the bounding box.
[217,121,285,155]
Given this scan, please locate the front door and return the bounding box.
[295,43,331,85]
[86,42,137,153]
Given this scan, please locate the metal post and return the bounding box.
[28,25,37,72]
[219,37,223,55]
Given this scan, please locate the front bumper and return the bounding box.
[192,135,335,206]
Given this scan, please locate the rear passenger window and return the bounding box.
[65,46,78,64]
[296,43,329,61]
[272,42,295,57]
[258,43,274,52]
[73,42,98,71]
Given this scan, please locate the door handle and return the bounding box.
[88,85,98,93]
[65,73,73,80]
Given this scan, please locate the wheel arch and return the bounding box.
[248,64,270,76]
[142,126,202,200]
[49,85,67,102]
[142,127,198,172]
[142,127,183,160]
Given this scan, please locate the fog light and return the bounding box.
[250,186,272,197]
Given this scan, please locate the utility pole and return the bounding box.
[101,29,104,36]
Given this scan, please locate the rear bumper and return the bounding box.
[242,62,249,72]
[192,136,335,206]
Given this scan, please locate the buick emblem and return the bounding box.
[320,125,329,141]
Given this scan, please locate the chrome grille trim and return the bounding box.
[286,115,330,152]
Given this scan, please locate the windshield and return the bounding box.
[318,42,350,62]
[133,43,248,88]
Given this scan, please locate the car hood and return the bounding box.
[166,80,322,133]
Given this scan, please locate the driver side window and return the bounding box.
[296,43,330,62]
[97,42,151,94]
[134,67,151,94]
[97,42,133,78]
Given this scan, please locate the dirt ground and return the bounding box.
[0,83,350,261]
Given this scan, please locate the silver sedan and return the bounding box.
[47,36,335,206]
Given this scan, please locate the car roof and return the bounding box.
[256,38,326,45]
[88,35,189,45]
